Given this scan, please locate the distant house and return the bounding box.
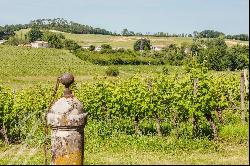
[95,46,102,52]
[151,45,163,51]
[18,44,32,47]
[0,40,6,45]
[24,44,32,48]
[113,47,124,50]
[30,41,49,48]
[81,46,90,49]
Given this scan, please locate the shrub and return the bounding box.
[88,45,95,51]
[63,39,81,51]
[105,66,119,76]
[101,44,112,50]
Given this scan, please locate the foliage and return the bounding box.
[134,38,151,51]
[73,49,163,65]
[192,38,248,71]
[0,24,28,40]
[0,68,247,143]
[197,30,225,38]
[226,34,249,41]
[25,28,43,42]
[30,18,112,35]
[63,39,81,51]
[121,28,136,36]
[101,44,112,50]
[226,45,249,71]
[88,45,95,51]
[42,31,65,49]
[4,36,28,46]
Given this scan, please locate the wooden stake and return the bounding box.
[240,72,245,125]
[243,69,249,94]
[193,78,199,137]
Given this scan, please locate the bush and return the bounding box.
[105,66,119,76]
[63,39,81,51]
[42,31,65,49]
[101,44,112,50]
[88,45,95,51]
[5,36,28,46]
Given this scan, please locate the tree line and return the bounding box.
[0,18,248,41]
[193,30,249,41]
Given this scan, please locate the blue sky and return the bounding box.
[0,0,249,34]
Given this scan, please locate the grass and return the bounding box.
[0,135,248,165]
[0,119,248,165]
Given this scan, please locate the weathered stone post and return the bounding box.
[47,73,87,165]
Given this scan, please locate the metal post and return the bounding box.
[47,73,88,165]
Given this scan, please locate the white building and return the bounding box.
[113,47,124,50]
[0,40,6,45]
[30,41,49,48]
[95,46,102,51]
[81,46,90,49]
[151,45,163,51]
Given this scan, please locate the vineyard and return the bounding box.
[0,44,249,164]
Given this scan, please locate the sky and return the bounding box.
[0,0,249,35]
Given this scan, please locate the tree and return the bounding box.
[121,28,135,36]
[25,28,43,42]
[193,31,200,38]
[226,45,249,70]
[198,38,228,71]
[199,30,225,38]
[133,38,151,51]
[42,31,65,49]
[122,28,129,36]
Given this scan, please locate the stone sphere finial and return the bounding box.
[60,73,74,98]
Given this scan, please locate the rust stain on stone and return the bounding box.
[54,151,82,165]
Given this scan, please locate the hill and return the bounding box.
[15,29,248,49]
